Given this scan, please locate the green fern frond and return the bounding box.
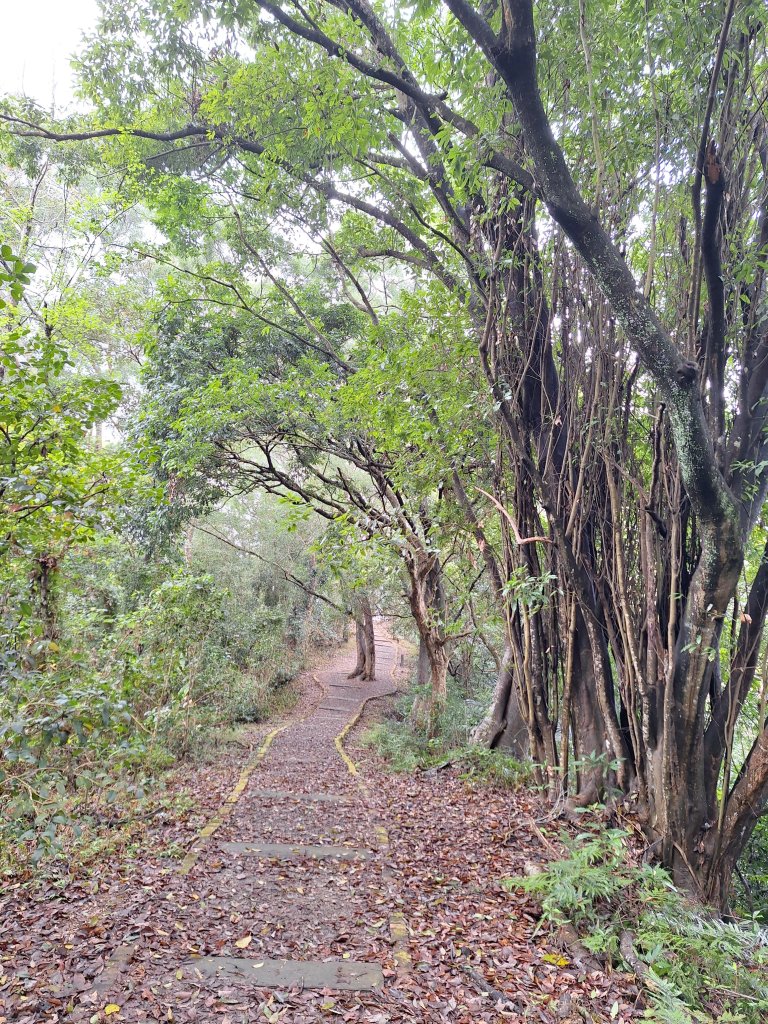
[505,829,768,1024]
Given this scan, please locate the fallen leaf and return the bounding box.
[542,953,570,967]
[104,1006,120,1016]
[235,935,252,949]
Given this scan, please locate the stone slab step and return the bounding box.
[248,788,349,804]
[183,955,383,991]
[221,841,369,861]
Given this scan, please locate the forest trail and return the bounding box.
[168,625,408,1003]
[2,629,639,1024]
[86,626,411,1022]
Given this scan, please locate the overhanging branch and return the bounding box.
[192,521,349,614]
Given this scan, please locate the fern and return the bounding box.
[642,970,709,1024]
[505,830,768,1024]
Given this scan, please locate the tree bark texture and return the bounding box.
[348,596,375,681]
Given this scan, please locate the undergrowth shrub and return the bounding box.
[0,533,337,869]
[365,684,529,787]
[735,816,768,923]
[508,829,768,1023]
[0,660,150,866]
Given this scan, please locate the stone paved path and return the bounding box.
[103,625,412,1021]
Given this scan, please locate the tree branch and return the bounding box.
[192,521,348,613]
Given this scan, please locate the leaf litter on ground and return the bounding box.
[0,647,642,1023]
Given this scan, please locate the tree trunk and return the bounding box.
[31,553,60,650]
[348,610,366,680]
[348,596,376,681]
[705,727,768,908]
[410,633,450,737]
[360,595,376,680]
[471,641,528,757]
[405,546,449,735]
[567,621,615,805]
[417,637,431,686]
[650,521,743,894]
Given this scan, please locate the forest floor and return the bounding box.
[1,628,642,1024]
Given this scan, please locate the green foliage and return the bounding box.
[0,248,126,560]
[366,682,528,788]
[736,816,768,923]
[509,830,768,1024]
[0,241,34,306]
[0,669,140,866]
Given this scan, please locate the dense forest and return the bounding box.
[2,1,768,1021]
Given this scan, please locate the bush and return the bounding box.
[365,686,529,787]
[0,662,149,866]
[0,530,336,868]
[508,829,768,1024]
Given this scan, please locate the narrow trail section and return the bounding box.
[62,625,416,1024]
[163,626,404,1014]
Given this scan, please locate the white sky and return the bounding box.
[0,0,100,106]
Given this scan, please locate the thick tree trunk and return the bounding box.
[348,614,366,679]
[640,517,744,895]
[347,597,376,681]
[410,635,450,737]
[405,547,449,736]
[470,642,528,757]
